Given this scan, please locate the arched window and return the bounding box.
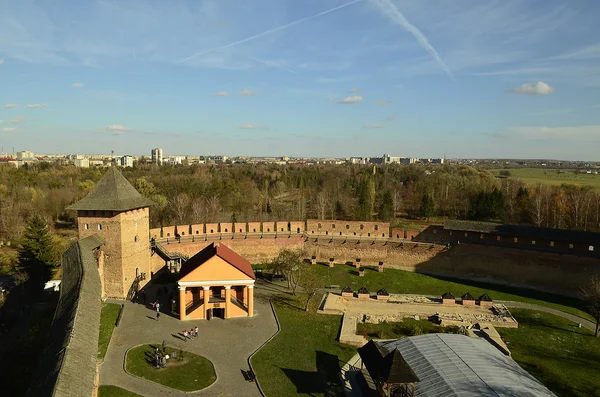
[210,229,214,233]
[297,228,300,233]
[532,240,536,245]
[267,228,270,232]
[550,241,554,247]
[368,233,371,237]
[84,224,89,230]
[396,234,400,238]
[332,224,336,229]
[253,228,256,232]
[167,233,171,237]
[196,230,199,234]
[589,245,594,251]
[375,225,379,231]
[181,231,185,235]
[317,223,321,229]
[326,231,329,235]
[240,228,243,233]
[382,233,385,237]
[569,243,574,249]
[346,225,350,229]
[224,228,228,233]
[340,232,342,235]
[98,224,102,230]
[360,224,364,230]
[514,237,518,243]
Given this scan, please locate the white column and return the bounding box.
[248,285,254,317]
[203,286,210,319]
[178,286,186,321]
[225,286,231,319]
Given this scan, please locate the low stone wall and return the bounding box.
[27,235,103,397]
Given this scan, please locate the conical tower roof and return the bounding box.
[67,167,154,212]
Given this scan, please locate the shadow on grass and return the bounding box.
[420,273,586,310]
[280,351,345,396]
[272,295,304,311]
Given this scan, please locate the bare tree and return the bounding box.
[315,191,328,220]
[190,197,206,224]
[530,184,549,227]
[580,275,600,337]
[300,269,322,311]
[205,195,222,222]
[267,248,307,295]
[170,193,190,225]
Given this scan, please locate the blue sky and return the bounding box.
[1,0,599,160]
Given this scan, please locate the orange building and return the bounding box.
[177,243,256,320]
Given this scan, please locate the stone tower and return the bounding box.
[67,167,154,298]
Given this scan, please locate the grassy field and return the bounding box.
[98,385,142,397]
[491,168,600,191]
[357,318,462,339]
[310,263,592,320]
[498,309,600,397]
[98,303,122,360]
[251,294,356,396]
[125,344,216,391]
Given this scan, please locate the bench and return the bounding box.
[242,369,256,382]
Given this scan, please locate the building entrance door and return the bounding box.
[213,308,225,319]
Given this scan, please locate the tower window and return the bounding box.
[332,224,336,229]
[360,224,364,230]
[374,225,379,231]
[84,223,89,230]
[98,224,102,230]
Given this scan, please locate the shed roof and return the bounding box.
[67,167,155,212]
[442,291,455,299]
[377,288,389,296]
[341,285,353,293]
[178,242,255,280]
[479,293,493,302]
[378,334,556,397]
[444,220,600,244]
[462,292,475,301]
[358,286,369,294]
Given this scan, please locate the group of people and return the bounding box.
[154,347,169,369]
[182,326,199,341]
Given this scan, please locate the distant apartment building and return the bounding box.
[383,154,403,164]
[74,158,90,168]
[151,148,163,164]
[166,156,182,165]
[349,157,368,165]
[16,150,35,160]
[119,155,134,167]
[400,157,418,165]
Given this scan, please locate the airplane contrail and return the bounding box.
[368,0,455,80]
[178,0,362,64]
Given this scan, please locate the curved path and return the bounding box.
[99,286,278,397]
[498,300,596,332]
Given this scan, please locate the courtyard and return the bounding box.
[98,283,278,396]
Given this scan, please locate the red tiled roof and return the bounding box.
[179,242,255,280]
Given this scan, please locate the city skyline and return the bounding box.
[1,0,600,160]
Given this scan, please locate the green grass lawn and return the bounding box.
[357,318,462,339]
[98,303,122,360]
[310,263,592,320]
[491,168,600,191]
[498,309,600,397]
[125,344,216,392]
[251,294,356,397]
[98,385,142,397]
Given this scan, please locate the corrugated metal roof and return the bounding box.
[67,167,155,212]
[379,334,556,397]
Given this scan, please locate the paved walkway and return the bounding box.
[498,301,596,332]
[99,286,278,397]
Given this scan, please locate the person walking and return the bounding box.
[183,329,188,341]
[156,311,160,321]
[194,326,199,338]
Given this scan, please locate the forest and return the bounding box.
[1,162,600,246]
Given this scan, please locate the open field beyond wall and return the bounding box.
[491,168,600,191]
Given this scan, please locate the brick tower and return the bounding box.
[67,167,154,298]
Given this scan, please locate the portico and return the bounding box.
[177,243,256,320]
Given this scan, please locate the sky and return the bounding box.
[0,0,600,160]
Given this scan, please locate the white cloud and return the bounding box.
[316,76,354,84]
[72,82,84,88]
[349,88,359,93]
[105,124,132,135]
[0,59,4,64]
[363,124,386,129]
[26,103,48,108]
[239,124,262,129]
[337,95,363,104]
[368,0,454,79]
[212,91,229,96]
[386,115,396,121]
[239,88,259,96]
[376,99,389,105]
[504,125,600,141]
[4,104,17,108]
[10,116,25,123]
[2,127,16,132]
[509,81,554,95]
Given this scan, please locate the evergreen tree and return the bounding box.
[379,190,395,221]
[419,192,435,219]
[18,215,56,296]
[357,177,375,221]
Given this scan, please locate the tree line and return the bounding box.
[1,162,600,245]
